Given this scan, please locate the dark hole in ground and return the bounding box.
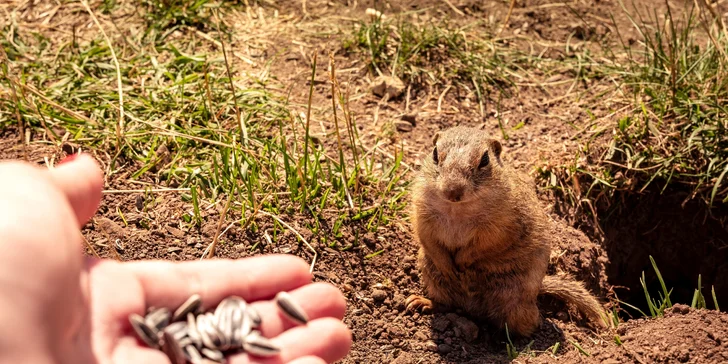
[597,186,728,317]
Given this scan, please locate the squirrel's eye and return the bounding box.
[478,151,489,168]
[433,147,439,165]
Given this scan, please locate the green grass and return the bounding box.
[0,5,410,262]
[617,255,721,319]
[342,13,518,113]
[536,2,728,217]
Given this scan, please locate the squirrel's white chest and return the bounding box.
[431,209,479,250]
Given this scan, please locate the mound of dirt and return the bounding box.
[559,305,728,363]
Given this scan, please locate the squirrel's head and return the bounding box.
[419,125,505,204]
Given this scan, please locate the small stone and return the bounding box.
[165,226,186,239]
[672,304,690,315]
[392,294,406,311]
[425,341,438,352]
[388,325,404,337]
[395,121,413,132]
[414,331,428,341]
[235,244,247,252]
[96,217,125,238]
[446,314,479,342]
[372,289,388,302]
[370,75,405,99]
[437,344,452,354]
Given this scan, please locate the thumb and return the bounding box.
[50,153,104,227]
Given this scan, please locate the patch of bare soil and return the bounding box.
[560,305,728,363]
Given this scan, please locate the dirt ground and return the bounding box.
[2,0,728,363]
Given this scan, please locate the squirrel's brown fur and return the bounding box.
[405,125,609,337]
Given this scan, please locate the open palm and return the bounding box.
[0,154,351,364]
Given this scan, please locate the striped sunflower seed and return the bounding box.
[185,344,203,363]
[187,312,203,348]
[164,321,188,340]
[146,307,171,331]
[129,313,160,348]
[161,330,186,364]
[201,347,225,361]
[242,330,281,357]
[275,291,309,325]
[173,293,202,322]
[246,305,262,328]
[197,313,223,350]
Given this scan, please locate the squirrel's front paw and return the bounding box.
[405,295,433,314]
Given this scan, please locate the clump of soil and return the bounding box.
[559,305,728,363]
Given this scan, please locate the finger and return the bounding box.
[251,282,346,338]
[230,318,352,364]
[124,254,312,310]
[49,153,104,227]
[287,356,327,364]
[112,336,171,364]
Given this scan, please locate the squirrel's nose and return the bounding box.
[443,185,465,202]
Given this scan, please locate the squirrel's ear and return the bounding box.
[489,139,502,159]
[432,132,440,146]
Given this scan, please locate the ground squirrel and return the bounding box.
[405,125,609,337]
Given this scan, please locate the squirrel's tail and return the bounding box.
[540,274,611,330]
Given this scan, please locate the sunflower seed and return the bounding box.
[187,312,203,347]
[242,331,281,357]
[173,293,202,322]
[198,313,223,350]
[161,330,186,364]
[275,291,309,325]
[164,321,188,340]
[146,307,171,331]
[232,311,252,349]
[185,344,204,363]
[214,299,235,350]
[201,347,225,361]
[129,313,160,348]
[246,305,262,328]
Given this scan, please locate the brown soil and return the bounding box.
[2,0,728,363]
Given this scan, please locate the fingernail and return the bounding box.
[57,153,79,166]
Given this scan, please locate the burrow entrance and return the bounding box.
[597,186,728,317]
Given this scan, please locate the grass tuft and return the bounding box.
[342,13,516,112]
[536,2,728,223]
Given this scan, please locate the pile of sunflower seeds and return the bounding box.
[128,291,309,364]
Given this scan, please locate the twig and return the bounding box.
[79,0,124,150]
[257,210,317,273]
[203,194,233,259]
[496,0,517,39]
[442,0,465,16]
[437,84,452,113]
[81,234,101,259]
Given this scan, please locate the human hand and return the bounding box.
[0,154,351,364]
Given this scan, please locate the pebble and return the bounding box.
[425,341,438,352]
[372,289,388,302]
[437,344,453,354]
[446,313,479,342]
[414,331,428,341]
[672,304,691,315]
